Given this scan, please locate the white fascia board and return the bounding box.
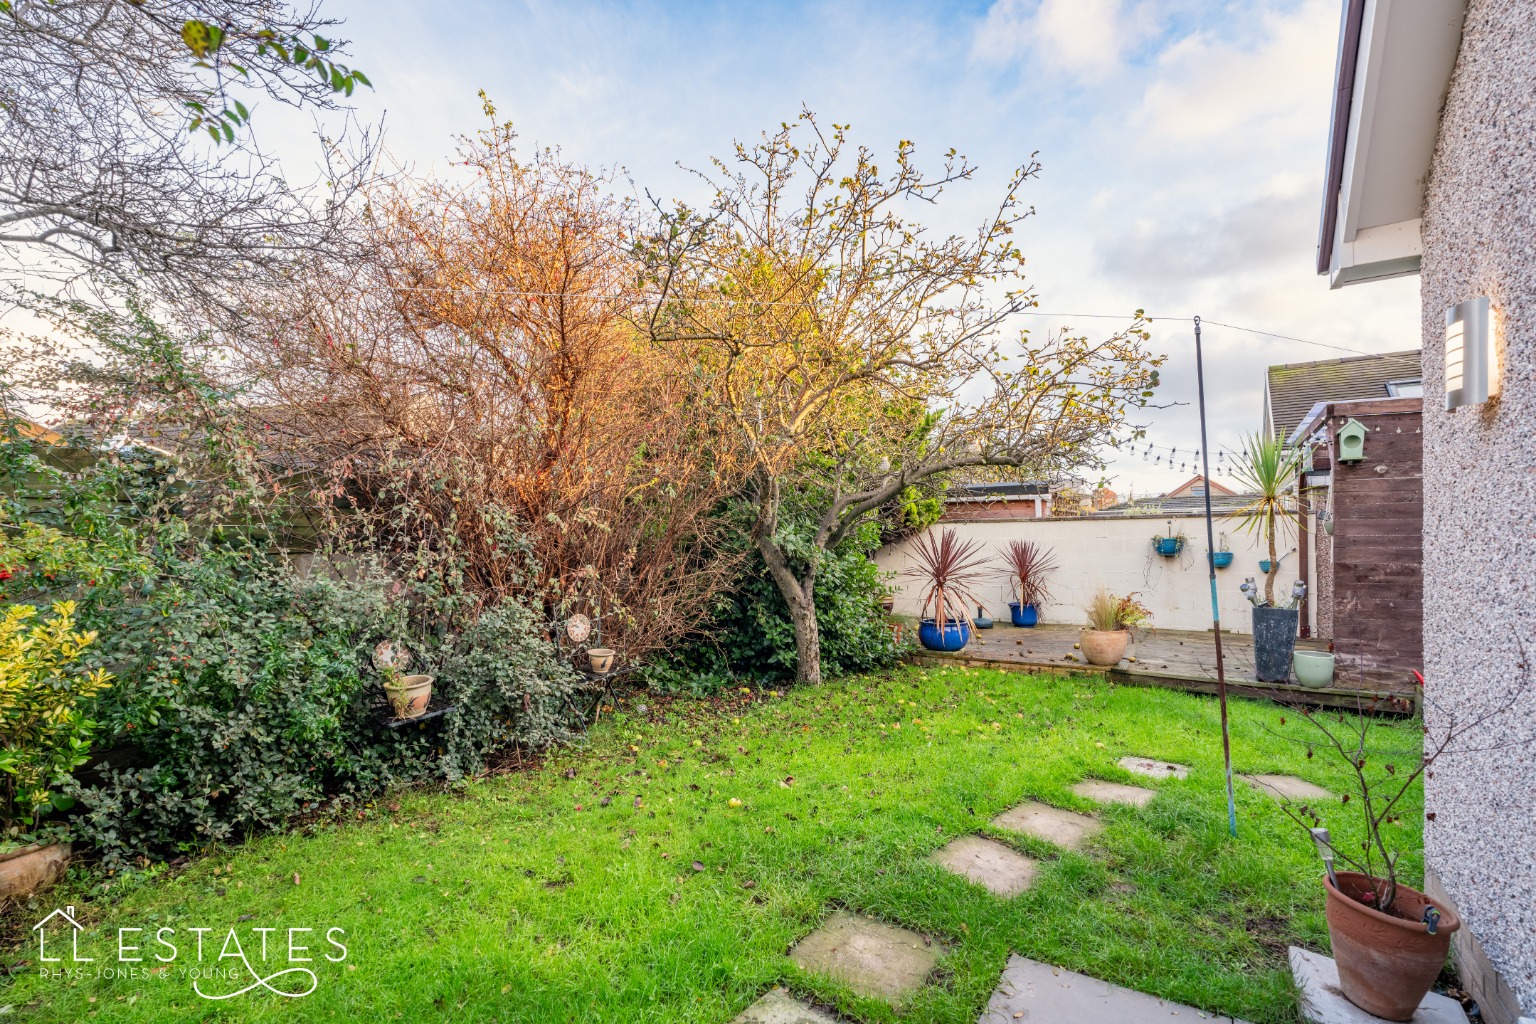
[1326,0,1465,290]
[1329,218,1423,287]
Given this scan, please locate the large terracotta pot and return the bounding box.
[0,842,72,896]
[1080,629,1129,666]
[1324,871,1459,1021]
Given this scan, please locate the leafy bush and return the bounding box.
[0,601,113,845]
[651,519,909,691]
[65,544,580,872]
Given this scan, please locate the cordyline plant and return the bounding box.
[998,539,1058,609]
[1228,432,1306,605]
[902,528,988,626]
[226,115,746,657]
[638,109,1164,682]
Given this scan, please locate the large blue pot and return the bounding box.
[918,618,971,652]
[1153,537,1184,557]
[1211,551,1234,569]
[1007,601,1040,627]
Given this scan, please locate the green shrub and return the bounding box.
[650,519,909,691]
[66,545,579,872]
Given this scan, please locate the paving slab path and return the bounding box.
[1072,780,1157,806]
[787,912,940,1004]
[1246,774,1334,802]
[930,835,1039,896]
[730,987,840,1024]
[977,955,1255,1023]
[1289,947,1467,1024]
[1119,756,1191,780]
[992,800,1101,849]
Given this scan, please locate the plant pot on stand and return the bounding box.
[383,674,434,719]
[1080,629,1129,666]
[1324,871,1460,1021]
[1251,606,1298,682]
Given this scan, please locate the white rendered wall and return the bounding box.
[874,513,1315,635]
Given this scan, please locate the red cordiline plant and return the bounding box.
[903,528,989,627]
[998,539,1058,609]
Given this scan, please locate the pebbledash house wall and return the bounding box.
[1418,1,1536,1018]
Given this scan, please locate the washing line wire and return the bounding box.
[383,283,1372,359]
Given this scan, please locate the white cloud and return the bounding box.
[973,0,1153,81]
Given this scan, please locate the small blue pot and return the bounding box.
[1007,601,1040,627]
[918,618,971,652]
[1211,551,1234,569]
[1154,537,1184,557]
[1260,558,1281,574]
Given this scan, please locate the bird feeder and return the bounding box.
[1336,418,1367,464]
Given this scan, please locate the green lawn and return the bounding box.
[5,665,1422,1023]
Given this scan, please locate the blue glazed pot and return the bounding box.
[1260,558,1281,574]
[918,618,971,652]
[1211,551,1234,569]
[1007,601,1040,627]
[1154,537,1184,557]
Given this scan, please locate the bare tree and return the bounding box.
[1,0,373,307]
[639,111,1164,683]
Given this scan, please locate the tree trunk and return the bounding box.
[755,531,822,685]
[1265,522,1279,605]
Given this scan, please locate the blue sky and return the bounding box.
[275,0,1422,495]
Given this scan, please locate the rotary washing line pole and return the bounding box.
[1193,315,1238,838]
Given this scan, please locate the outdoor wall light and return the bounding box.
[1444,296,1498,410]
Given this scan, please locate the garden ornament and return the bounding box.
[1310,827,1338,888]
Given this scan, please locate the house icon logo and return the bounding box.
[33,906,92,963]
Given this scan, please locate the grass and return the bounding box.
[3,665,1422,1023]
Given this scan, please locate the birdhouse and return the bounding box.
[1337,419,1367,463]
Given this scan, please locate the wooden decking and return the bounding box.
[913,623,1418,714]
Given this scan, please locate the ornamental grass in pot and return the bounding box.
[998,539,1057,628]
[902,528,987,653]
[1080,587,1149,666]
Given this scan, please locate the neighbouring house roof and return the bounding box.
[1317,0,1467,288]
[1264,349,1422,441]
[1098,493,1256,517]
[1162,475,1234,499]
[944,481,1050,502]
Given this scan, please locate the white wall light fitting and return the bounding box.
[1444,296,1498,410]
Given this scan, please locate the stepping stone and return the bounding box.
[787,913,939,1004]
[1072,780,1157,807]
[1289,946,1465,1024]
[930,835,1038,896]
[979,954,1255,1023]
[992,801,1101,850]
[1247,775,1333,802]
[731,987,840,1024]
[1118,756,1190,780]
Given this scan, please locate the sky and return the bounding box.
[265,0,1423,497]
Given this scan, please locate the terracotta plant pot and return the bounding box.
[1324,871,1459,1021]
[383,674,434,719]
[587,648,616,674]
[1080,629,1129,666]
[0,842,72,896]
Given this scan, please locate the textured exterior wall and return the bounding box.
[1419,0,1536,1016]
[874,513,1308,635]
